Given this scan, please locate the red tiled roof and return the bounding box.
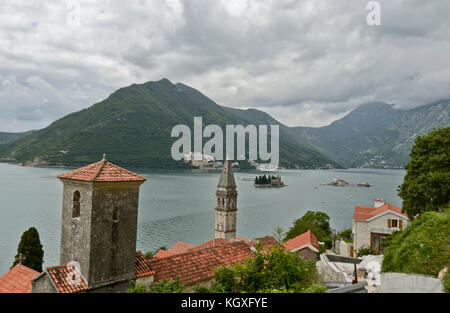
[0,264,40,293]
[188,238,230,252]
[148,241,254,286]
[135,251,155,278]
[248,236,279,251]
[354,203,407,221]
[155,242,196,258]
[283,230,319,252]
[46,264,89,293]
[170,241,196,253]
[155,249,176,258]
[57,159,147,183]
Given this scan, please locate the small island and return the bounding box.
[254,175,286,188]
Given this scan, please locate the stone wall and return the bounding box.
[378,273,444,293]
[297,247,318,261]
[32,273,57,293]
[316,254,351,283]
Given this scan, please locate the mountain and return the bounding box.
[0,79,340,169]
[0,131,35,145]
[294,100,450,168]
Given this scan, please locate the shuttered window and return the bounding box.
[399,220,403,229]
[387,219,391,228]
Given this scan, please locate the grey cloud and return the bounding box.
[0,0,449,131]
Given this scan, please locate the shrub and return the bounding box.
[152,278,185,293]
[301,283,327,293]
[443,271,450,293]
[194,285,212,293]
[127,281,148,293]
[382,210,450,276]
[356,245,377,257]
[212,245,324,293]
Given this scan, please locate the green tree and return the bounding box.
[12,227,44,272]
[211,245,323,293]
[152,278,185,293]
[382,209,450,276]
[284,211,332,248]
[398,127,450,219]
[337,229,352,241]
[273,226,285,244]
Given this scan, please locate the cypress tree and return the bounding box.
[12,227,44,272]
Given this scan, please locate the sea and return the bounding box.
[0,163,405,274]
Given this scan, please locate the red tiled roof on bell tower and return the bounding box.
[57,155,147,183]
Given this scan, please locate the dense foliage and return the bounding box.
[127,278,185,293]
[153,278,185,293]
[255,175,282,185]
[444,271,450,293]
[209,245,324,293]
[398,127,449,219]
[284,211,332,248]
[382,209,450,277]
[336,229,352,241]
[356,245,377,257]
[12,227,44,272]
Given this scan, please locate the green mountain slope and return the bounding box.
[0,131,35,145]
[294,100,450,168]
[0,79,340,169]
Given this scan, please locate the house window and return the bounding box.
[388,219,402,229]
[72,191,81,218]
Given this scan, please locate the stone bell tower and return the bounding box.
[57,155,146,290]
[215,160,238,241]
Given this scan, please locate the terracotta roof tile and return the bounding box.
[58,159,147,183]
[148,241,254,286]
[283,230,319,251]
[155,249,177,258]
[46,264,89,293]
[155,242,196,258]
[188,238,230,252]
[354,203,407,221]
[0,264,40,293]
[135,251,155,277]
[251,236,279,250]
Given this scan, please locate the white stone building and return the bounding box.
[352,199,409,253]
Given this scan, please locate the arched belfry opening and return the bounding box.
[72,191,81,218]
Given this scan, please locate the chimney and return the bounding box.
[374,198,385,208]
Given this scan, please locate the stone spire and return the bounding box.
[217,160,236,189]
[214,160,238,241]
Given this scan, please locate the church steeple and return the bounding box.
[214,160,238,241]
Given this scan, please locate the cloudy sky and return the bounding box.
[1,0,449,132]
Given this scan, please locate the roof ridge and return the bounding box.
[91,160,107,182]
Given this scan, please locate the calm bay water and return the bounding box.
[0,163,405,274]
